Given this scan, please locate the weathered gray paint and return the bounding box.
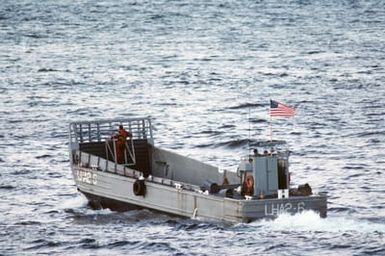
[151,147,238,186]
[69,117,327,223]
[72,151,327,223]
[253,156,279,196]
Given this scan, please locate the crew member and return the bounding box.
[222,170,229,185]
[113,125,132,164]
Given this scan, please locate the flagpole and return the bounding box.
[269,99,272,142]
[248,105,251,153]
[269,99,296,143]
[269,112,272,142]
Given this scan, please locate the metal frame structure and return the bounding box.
[69,117,153,147]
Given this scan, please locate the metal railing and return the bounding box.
[105,138,136,166]
[69,117,153,146]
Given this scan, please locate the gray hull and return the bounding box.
[69,117,327,223]
[73,165,326,223]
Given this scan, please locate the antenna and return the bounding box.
[248,103,251,154]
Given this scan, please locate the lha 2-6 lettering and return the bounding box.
[264,202,305,216]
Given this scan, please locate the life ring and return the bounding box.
[133,179,146,196]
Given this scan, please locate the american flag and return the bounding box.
[270,100,296,117]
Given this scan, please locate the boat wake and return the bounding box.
[254,211,385,234]
[58,195,88,210]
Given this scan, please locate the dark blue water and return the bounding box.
[1,0,385,255]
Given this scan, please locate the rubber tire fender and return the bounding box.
[133,179,146,196]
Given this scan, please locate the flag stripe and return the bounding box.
[270,100,296,117]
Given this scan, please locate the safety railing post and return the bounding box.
[148,118,153,139]
[113,139,117,173]
[142,119,145,138]
[88,123,91,142]
[79,124,83,143]
[97,123,100,142]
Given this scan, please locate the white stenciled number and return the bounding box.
[91,173,97,185]
[297,202,305,213]
[85,172,91,183]
[76,169,97,185]
[285,203,292,211]
[265,203,293,216]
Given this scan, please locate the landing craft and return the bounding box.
[69,117,327,223]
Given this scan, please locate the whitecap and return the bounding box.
[254,211,385,234]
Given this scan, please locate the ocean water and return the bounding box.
[1,0,385,255]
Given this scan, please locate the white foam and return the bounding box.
[255,211,385,234]
[58,195,88,209]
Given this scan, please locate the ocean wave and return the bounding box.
[228,103,265,110]
[1,0,385,254]
[0,185,15,190]
[24,240,65,251]
[255,211,385,234]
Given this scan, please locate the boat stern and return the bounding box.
[239,193,327,222]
